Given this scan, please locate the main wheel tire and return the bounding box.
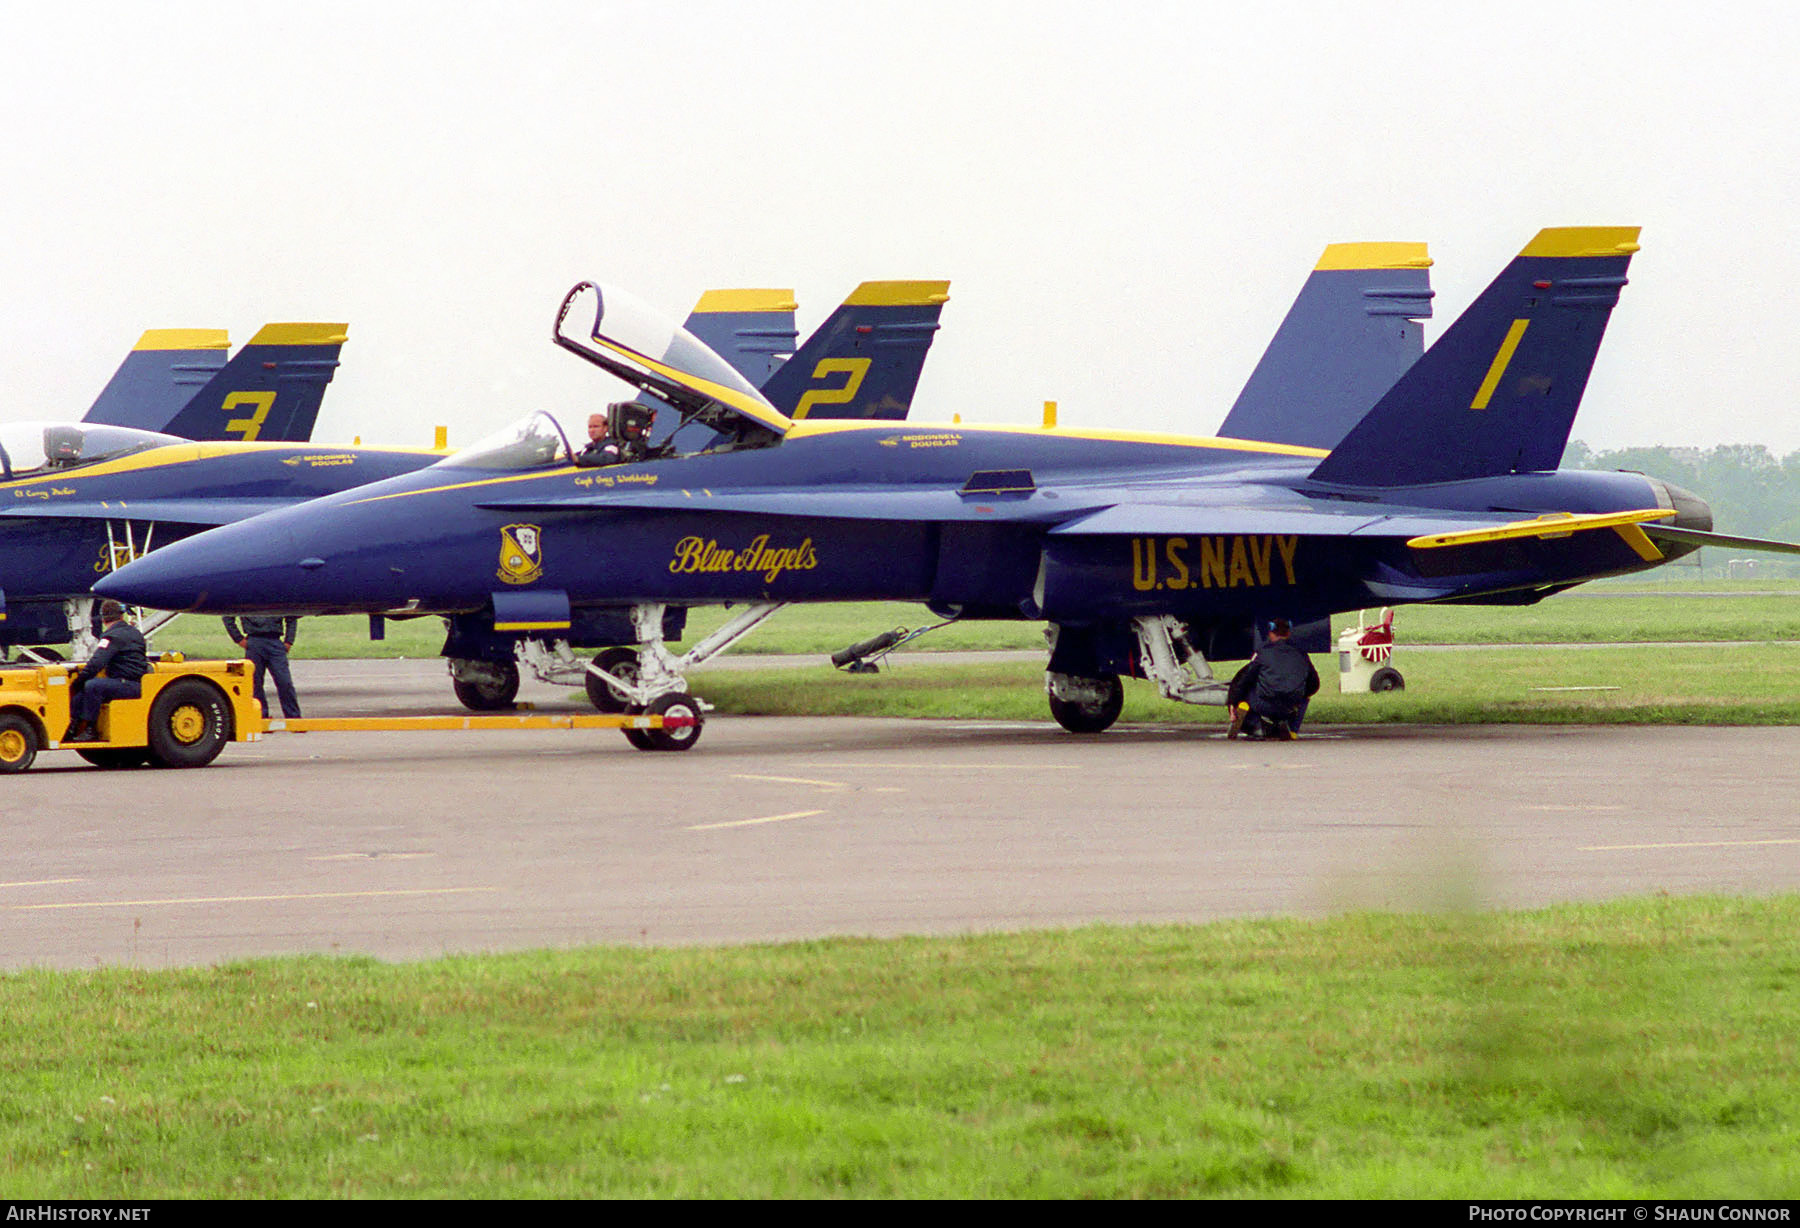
[643,692,703,752]
[146,679,232,769]
[1048,674,1123,734]
[0,713,39,773]
[76,747,151,769]
[585,647,640,714]
[621,722,656,751]
[451,659,520,711]
[1369,666,1405,693]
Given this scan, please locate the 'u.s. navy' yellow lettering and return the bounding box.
[222,390,276,440]
[792,358,871,420]
[670,534,819,584]
[1131,535,1299,591]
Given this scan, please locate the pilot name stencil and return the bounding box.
[1130,535,1300,591]
[670,534,819,584]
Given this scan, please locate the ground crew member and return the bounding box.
[223,614,302,719]
[64,600,150,742]
[1226,618,1320,741]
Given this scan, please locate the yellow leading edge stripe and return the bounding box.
[1407,508,1675,550]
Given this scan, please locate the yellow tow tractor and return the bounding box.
[0,656,704,773]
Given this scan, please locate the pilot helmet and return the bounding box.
[607,401,656,441]
[44,425,83,463]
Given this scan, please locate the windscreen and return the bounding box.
[436,410,574,471]
[0,422,183,479]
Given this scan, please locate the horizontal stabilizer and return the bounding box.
[83,328,230,432]
[1218,242,1432,449]
[1642,524,1800,556]
[1311,227,1640,487]
[160,323,348,442]
[1406,508,1673,549]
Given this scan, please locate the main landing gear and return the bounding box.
[1044,616,1230,735]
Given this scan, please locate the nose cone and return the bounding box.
[96,516,303,613]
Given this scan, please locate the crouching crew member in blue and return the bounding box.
[64,600,150,743]
[223,614,302,719]
[1226,618,1320,741]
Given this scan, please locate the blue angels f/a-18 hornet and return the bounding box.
[102,226,1800,743]
[0,287,952,666]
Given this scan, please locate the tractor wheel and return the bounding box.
[643,692,703,752]
[146,679,232,768]
[0,713,39,773]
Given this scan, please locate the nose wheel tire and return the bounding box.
[452,660,521,711]
[585,647,641,714]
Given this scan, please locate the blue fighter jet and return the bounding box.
[0,286,953,664]
[101,226,1797,745]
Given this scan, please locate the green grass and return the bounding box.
[4,896,1797,1198]
[143,585,1800,665]
[695,642,1800,725]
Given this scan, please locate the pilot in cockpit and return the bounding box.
[576,401,658,467]
[44,425,84,468]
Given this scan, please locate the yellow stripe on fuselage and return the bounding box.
[784,419,1331,459]
[0,442,443,490]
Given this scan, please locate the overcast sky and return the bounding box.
[4,1,1797,456]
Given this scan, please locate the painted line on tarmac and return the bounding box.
[689,810,827,831]
[307,852,438,862]
[0,878,86,890]
[1578,837,1800,852]
[732,774,847,791]
[8,887,498,911]
[794,761,1076,771]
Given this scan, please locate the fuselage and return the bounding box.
[95,419,1704,628]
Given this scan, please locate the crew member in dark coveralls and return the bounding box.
[64,600,150,742]
[1226,618,1320,741]
[223,614,302,719]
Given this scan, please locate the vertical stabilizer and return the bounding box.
[1309,227,1639,487]
[681,289,799,386]
[158,323,348,442]
[761,279,950,420]
[82,328,230,433]
[1218,243,1433,449]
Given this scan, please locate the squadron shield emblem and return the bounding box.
[497,523,543,585]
